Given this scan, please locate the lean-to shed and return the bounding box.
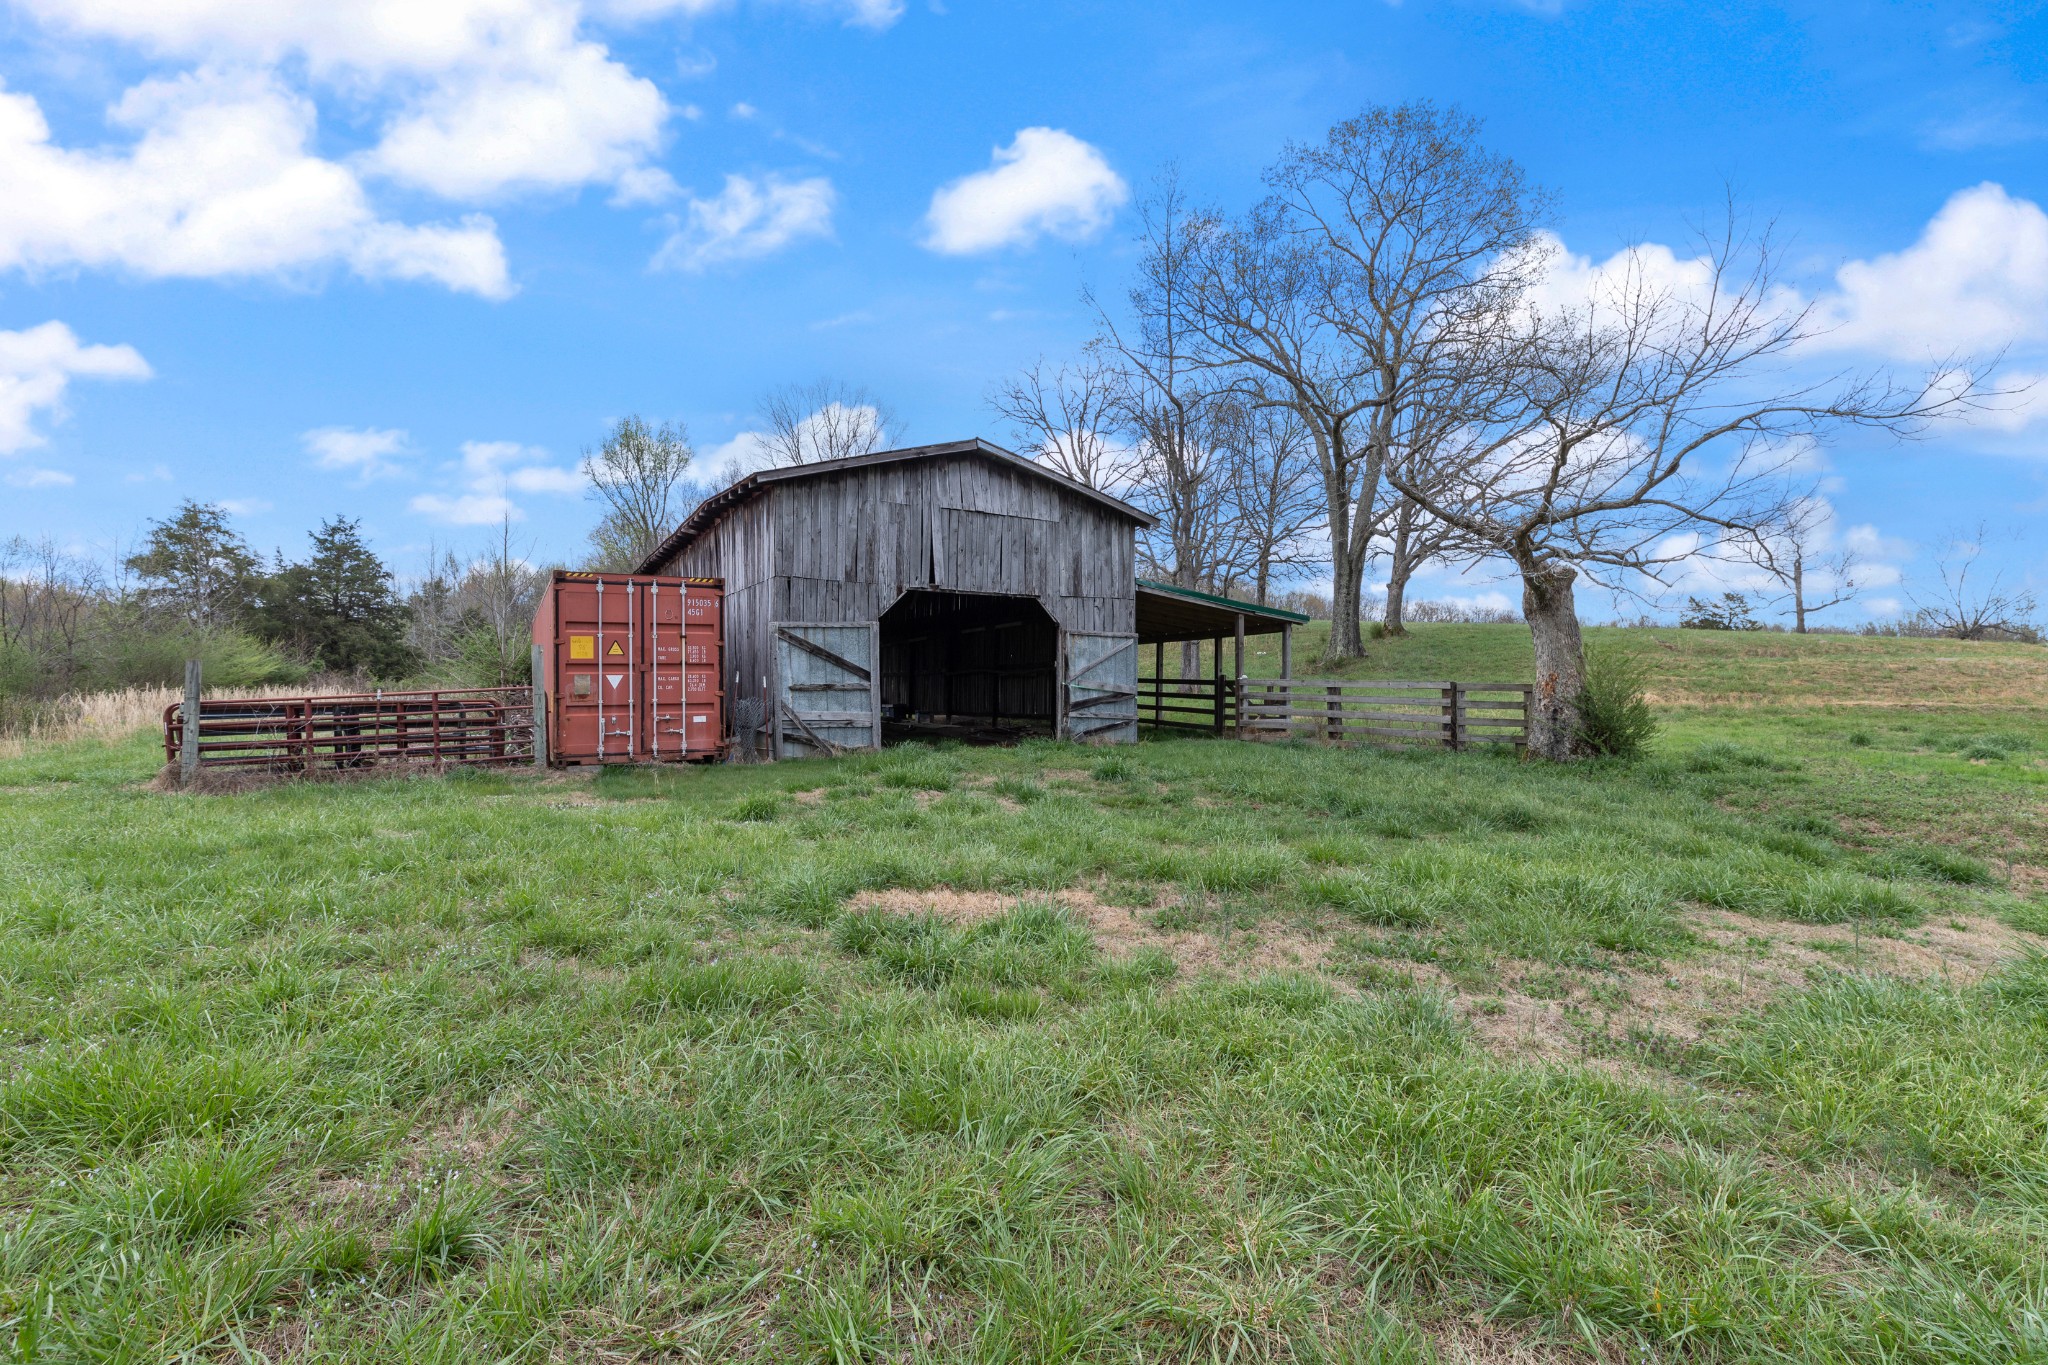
[637,439,1157,755]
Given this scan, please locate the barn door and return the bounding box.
[772,622,880,757]
[1063,631,1138,744]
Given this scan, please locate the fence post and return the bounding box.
[1233,613,1246,737]
[1326,684,1343,743]
[1444,681,1462,751]
[180,659,202,785]
[1519,685,1533,757]
[530,644,548,769]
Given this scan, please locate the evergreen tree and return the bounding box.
[257,518,415,677]
[123,501,260,629]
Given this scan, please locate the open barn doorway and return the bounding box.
[879,590,1059,745]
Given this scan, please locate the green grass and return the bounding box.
[2,640,2046,1360]
[1202,618,2048,709]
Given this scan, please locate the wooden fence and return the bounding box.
[1138,676,1532,751]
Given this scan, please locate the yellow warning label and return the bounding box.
[568,635,595,661]
[607,641,625,657]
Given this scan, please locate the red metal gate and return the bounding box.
[164,687,535,771]
[532,571,725,764]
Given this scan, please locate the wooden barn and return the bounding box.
[636,438,1304,757]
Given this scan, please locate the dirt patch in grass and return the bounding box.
[1427,1314,1594,1364]
[844,885,1342,982]
[1439,909,2041,1067]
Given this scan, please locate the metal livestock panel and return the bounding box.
[773,621,880,757]
[1063,631,1138,744]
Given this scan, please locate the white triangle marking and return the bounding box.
[606,673,625,689]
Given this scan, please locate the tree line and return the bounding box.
[1,505,550,712]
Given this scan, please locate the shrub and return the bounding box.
[1571,645,1657,759]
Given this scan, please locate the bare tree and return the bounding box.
[1910,524,2038,640]
[583,415,695,571]
[1742,495,1860,633]
[1389,220,1988,759]
[404,520,550,686]
[0,536,107,694]
[1218,401,1324,604]
[987,354,1140,496]
[757,380,898,466]
[1170,104,1549,662]
[1090,176,1245,681]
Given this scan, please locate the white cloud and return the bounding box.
[409,490,521,525]
[0,70,511,296]
[654,173,835,271]
[0,320,150,455]
[1975,370,2048,432]
[610,165,680,206]
[1812,183,2048,360]
[411,437,582,523]
[922,128,1127,255]
[361,44,670,201]
[304,425,410,480]
[218,497,272,516]
[15,0,677,206]
[4,467,74,488]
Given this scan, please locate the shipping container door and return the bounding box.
[682,586,724,756]
[552,580,609,759]
[643,580,683,759]
[772,622,878,757]
[1063,632,1138,744]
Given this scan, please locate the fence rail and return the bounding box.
[1139,676,1531,751]
[163,686,537,772]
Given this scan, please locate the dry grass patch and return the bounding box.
[1415,908,2043,1067]
[844,885,1345,982]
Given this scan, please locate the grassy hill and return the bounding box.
[1196,619,2048,709]
[1,629,2045,1360]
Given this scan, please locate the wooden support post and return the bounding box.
[1233,614,1245,736]
[180,658,201,785]
[1212,636,1225,733]
[1280,624,1292,680]
[531,644,548,768]
[1444,681,1462,751]
[1327,684,1343,743]
[1153,640,1164,727]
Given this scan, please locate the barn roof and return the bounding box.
[636,437,1155,573]
[1136,579,1310,642]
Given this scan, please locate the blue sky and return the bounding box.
[0,0,2042,623]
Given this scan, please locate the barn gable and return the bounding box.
[643,439,1152,755]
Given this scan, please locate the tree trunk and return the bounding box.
[1383,569,1410,636]
[1382,511,1412,636]
[1792,553,1808,634]
[1520,559,1586,762]
[1326,560,1364,662]
[1179,639,1202,694]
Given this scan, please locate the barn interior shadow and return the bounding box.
[879,589,1058,745]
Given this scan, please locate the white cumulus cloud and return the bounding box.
[1811,183,2048,360]
[410,438,583,523]
[304,426,411,480]
[0,320,150,455]
[655,173,836,271]
[4,467,75,488]
[0,70,511,296]
[922,128,1127,255]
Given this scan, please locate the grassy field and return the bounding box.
[2,628,2046,1362]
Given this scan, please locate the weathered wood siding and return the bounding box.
[650,451,1139,742]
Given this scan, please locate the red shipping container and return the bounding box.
[532,571,725,764]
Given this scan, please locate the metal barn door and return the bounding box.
[772,622,880,757]
[1063,631,1138,743]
